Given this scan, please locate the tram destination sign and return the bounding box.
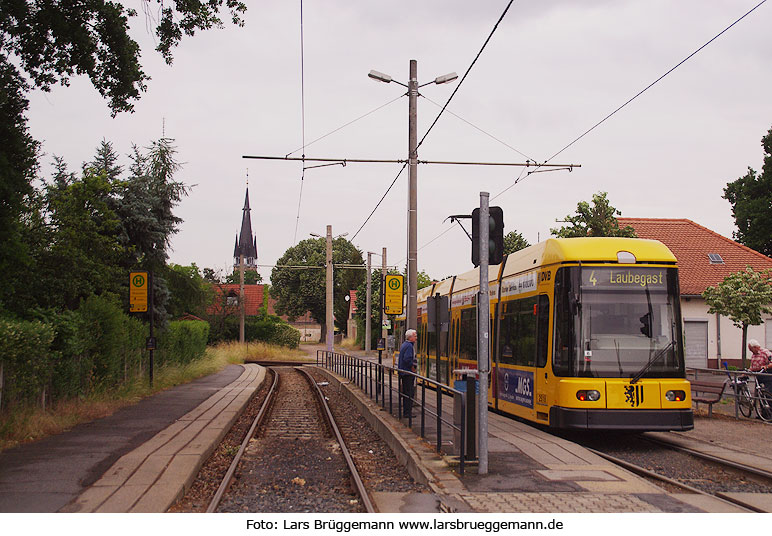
[384,274,404,315]
[582,267,666,290]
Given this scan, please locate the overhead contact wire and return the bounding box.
[545,0,768,165]
[292,0,307,245]
[416,0,515,151]
[351,0,515,242]
[350,163,408,241]
[285,95,404,158]
[422,95,535,161]
[494,1,767,203]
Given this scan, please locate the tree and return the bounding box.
[165,263,213,319]
[1,2,246,116]
[1,2,246,313]
[504,231,530,254]
[551,191,636,238]
[225,270,262,284]
[270,238,364,341]
[0,60,39,313]
[703,266,772,368]
[35,165,124,310]
[417,270,434,290]
[723,126,772,256]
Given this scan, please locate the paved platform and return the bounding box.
[2,346,759,514]
[0,363,264,513]
[316,348,751,513]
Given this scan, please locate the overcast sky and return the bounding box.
[26,1,772,282]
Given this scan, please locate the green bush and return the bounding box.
[269,323,301,348]
[157,320,209,366]
[0,318,55,407]
[211,314,301,348]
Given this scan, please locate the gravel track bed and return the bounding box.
[168,369,274,512]
[307,368,430,494]
[567,432,772,495]
[217,367,364,513]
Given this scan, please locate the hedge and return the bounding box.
[156,320,210,366]
[0,319,55,406]
[0,295,210,410]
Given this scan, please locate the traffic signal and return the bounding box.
[472,206,504,266]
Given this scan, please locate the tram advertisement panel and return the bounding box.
[497,368,534,409]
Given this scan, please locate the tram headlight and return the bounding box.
[576,390,600,402]
[665,390,685,402]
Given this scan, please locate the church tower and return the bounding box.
[234,186,258,344]
[233,188,258,269]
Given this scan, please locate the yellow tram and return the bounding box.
[393,237,693,431]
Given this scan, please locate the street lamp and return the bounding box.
[369,60,457,332]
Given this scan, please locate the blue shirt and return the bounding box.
[398,340,416,374]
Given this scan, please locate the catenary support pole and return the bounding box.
[478,192,490,475]
[326,225,334,353]
[366,252,372,355]
[407,59,418,332]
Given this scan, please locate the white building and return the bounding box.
[618,218,772,369]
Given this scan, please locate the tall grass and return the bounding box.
[214,341,310,362]
[0,343,245,452]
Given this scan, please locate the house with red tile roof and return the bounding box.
[208,283,321,343]
[618,218,772,369]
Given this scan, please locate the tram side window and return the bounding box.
[499,297,538,367]
[536,294,550,368]
[459,308,477,362]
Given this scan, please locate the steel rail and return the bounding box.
[644,434,772,483]
[206,369,280,513]
[298,367,376,513]
[584,446,758,513]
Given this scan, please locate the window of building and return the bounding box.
[708,253,724,264]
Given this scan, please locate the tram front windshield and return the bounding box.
[553,266,684,378]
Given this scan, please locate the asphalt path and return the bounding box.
[0,364,243,513]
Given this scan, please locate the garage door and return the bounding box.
[684,321,708,369]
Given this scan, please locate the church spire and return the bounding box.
[234,187,258,268]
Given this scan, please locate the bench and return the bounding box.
[690,380,727,417]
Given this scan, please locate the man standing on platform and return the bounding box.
[398,329,418,418]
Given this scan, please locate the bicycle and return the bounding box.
[726,371,772,422]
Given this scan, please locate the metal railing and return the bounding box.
[316,350,467,474]
[689,366,772,420]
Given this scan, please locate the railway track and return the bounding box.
[207,367,374,513]
[570,432,772,512]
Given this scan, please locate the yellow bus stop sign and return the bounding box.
[130,271,148,312]
[384,274,404,315]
